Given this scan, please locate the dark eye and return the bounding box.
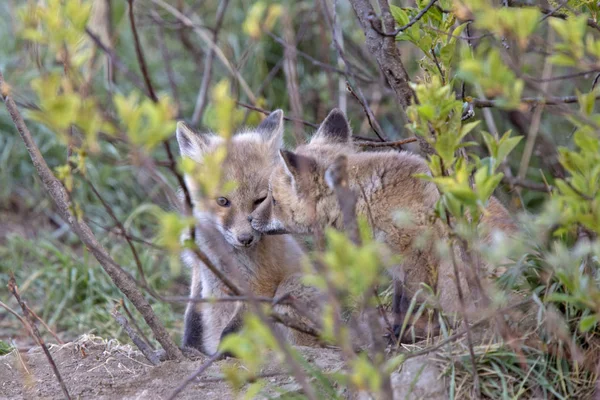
[253,197,267,206]
[272,196,277,206]
[216,197,230,207]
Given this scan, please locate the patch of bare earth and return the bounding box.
[0,335,447,399]
[0,335,345,399]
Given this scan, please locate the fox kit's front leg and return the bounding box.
[182,254,204,352]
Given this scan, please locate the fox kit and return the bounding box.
[177,111,321,354]
[249,109,516,338]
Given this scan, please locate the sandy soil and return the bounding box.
[0,334,448,400]
[0,335,349,399]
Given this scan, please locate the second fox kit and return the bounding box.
[177,111,320,354]
[249,109,516,336]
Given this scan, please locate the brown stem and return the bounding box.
[122,300,155,351]
[328,155,360,245]
[320,0,387,141]
[370,0,439,37]
[0,70,184,361]
[112,305,160,365]
[236,102,319,128]
[25,305,64,345]
[8,276,72,399]
[191,0,230,125]
[355,137,417,148]
[127,0,158,102]
[448,243,481,398]
[167,351,222,400]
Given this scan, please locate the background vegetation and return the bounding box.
[2,0,600,398]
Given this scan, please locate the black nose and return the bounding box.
[247,215,253,222]
[237,233,254,246]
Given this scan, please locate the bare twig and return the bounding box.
[528,69,600,83]
[503,176,553,192]
[167,351,222,400]
[321,0,386,141]
[448,244,481,398]
[518,28,554,182]
[0,300,31,334]
[25,305,64,345]
[84,28,148,95]
[127,0,158,102]
[355,137,417,148]
[112,305,160,365]
[398,298,534,360]
[122,301,155,351]
[471,94,598,108]
[236,102,319,128]
[8,276,72,400]
[264,31,373,83]
[327,155,360,244]
[1,70,184,361]
[346,82,385,141]
[191,0,230,125]
[282,13,305,143]
[154,11,182,115]
[151,0,257,104]
[369,0,439,37]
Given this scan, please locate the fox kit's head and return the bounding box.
[177,110,284,248]
[249,109,353,235]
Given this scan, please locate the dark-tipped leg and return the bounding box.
[183,303,204,353]
[390,279,411,344]
[217,315,243,359]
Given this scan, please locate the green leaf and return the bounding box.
[579,314,598,332]
[390,5,410,26]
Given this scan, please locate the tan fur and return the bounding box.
[177,111,321,354]
[250,109,517,337]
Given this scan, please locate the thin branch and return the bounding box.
[369,0,439,37]
[127,0,158,102]
[508,1,600,33]
[327,155,360,244]
[320,0,387,140]
[518,28,554,183]
[527,69,600,83]
[167,351,222,400]
[84,28,149,95]
[1,70,184,361]
[151,0,257,104]
[84,176,148,287]
[448,243,481,398]
[236,102,319,128]
[112,305,160,365]
[355,137,417,147]
[8,276,72,400]
[471,94,598,108]
[25,305,64,345]
[346,82,386,141]
[154,11,182,115]
[264,31,373,83]
[191,0,230,125]
[503,176,553,192]
[399,298,534,360]
[282,12,305,143]
[122,300,155,351]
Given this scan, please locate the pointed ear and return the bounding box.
[176,121,216,161]
[257,109,284,150]
[279,149,317,182]
[311,108,351,144]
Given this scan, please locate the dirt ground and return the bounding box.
[0,335,447,399]
[0,335,348,399]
